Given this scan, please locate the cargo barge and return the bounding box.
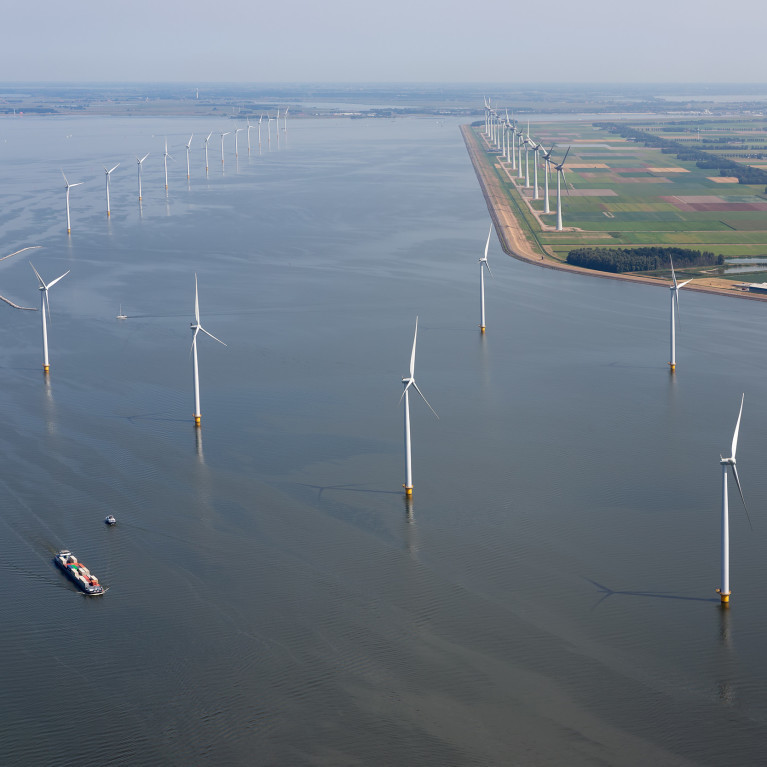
[54,550,105,595]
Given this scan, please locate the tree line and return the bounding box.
[567,246,724,274]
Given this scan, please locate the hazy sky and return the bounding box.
[4,0,763,83]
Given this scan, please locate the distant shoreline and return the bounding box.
[460,124,767,304]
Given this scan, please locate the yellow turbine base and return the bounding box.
[669,363,676,371]
[480,326,486,333]
[107,211,110,217]
[67,228,71,234]
[43,365,49,374]
[194,415,201,427]
[716,588,730,604]
[403,484,413,497]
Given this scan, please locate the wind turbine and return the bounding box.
[400,317,438,496]
[478,225,494,333]
[163,138,173,191]
[220,131,231,166]
[668,257,692,372]
[523,123,531,188]
[62,171,82,234]
[185,134,194,180]
[275,110,280,147]
[104,163,119,216]
[283,106,289,133]
[541,144,556,215]
[30,262,69,374]
[190,274,226,427]
[234,126,245,158]
[267,114,272,147]
[716,394,752,606]
[136,153,150,201]
[203,131,213,173]
[529,139,543,200]
[554,147,571,232]
[246,119,252,155]
[258,115,263,148]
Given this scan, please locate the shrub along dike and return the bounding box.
[566,246,724,273]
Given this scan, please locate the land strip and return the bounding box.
[460,124,767,303]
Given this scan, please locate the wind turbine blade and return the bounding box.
[44,290,52,325]
[199,326,227,347]
[46,269,70,289]
[484,225,492,259]
[411,381,439,419]
[109,163,120,174]
[731,393,744,459]
[61,170,69,186]
[484,261,494,279]
[560,146,571,166]
[29,262,45,288]
[206,131,213,142]
[194,274,200,324]
[409,317,418,379]
[675,285,681,327]
[70,182,83,188]
[189,327,200,357]
[670,256,678,290]
[678,279,693,289]
[398,379,414,406]
[187,133,194,148]
[730,465,753,530]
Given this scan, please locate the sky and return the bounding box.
[3,0,764,84]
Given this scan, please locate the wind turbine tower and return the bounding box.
[668,257,692,372]
[30,262,69,374]
[400,317,438,496]
[62,171,82,234]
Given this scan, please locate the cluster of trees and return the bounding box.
[567,246,724,274]
[594,122,767,186]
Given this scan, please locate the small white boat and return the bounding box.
[104,514,116,526]
[116,305,127,320]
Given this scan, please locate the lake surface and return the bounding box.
[1,113,767,766]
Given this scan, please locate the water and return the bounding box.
[1,114,767,765]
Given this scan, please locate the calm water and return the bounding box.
[1,114,767,766]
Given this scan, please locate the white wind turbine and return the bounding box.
[258,115,263,149]
[234,126,245,158]
[283,106,289,132]
[203,131,213,173]
[30,262,69,374]
[529,139,543,200]
[62,171,82,234]
[163,138,173,191]
[541,144,556,215]
[246,119,252,155]
[275,110,280,147]
[185,134,194,180]
[220,130,231,165]
[523,122,531,188]
[400,317,438,496]
[668,256,692,372]
[190,274,226,427]
[478,225,494,333]
[104,163,119,216]
[716,394,752,606]
[267,114,272,147]
[136,153,150,201]
[554,147,571,231]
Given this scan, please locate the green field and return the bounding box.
[476,119,767,275]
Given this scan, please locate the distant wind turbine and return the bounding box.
[716,394,752,606]
[136,153,150,201]
[283,106,289,132]
[554,147,571,232]
[478,225,494,333]
[104,163,119,216]
[234,126,245,158]
[267,114,272,147]
[30,262,69,374]
[203,131,213,173]
[185,134,194,180]
[163,138,173,191]
[190,274,226,427]
[220,131,231,166]
[400,317,438,496]
[246,119,252,155]
[668,256,692,372]
[541,144,556,215]
[62,171,82,234]
[258,115,263,149]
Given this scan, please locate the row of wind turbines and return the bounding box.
[403,227,749,606]
[482,99,572,231]
[62,110,290,231]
